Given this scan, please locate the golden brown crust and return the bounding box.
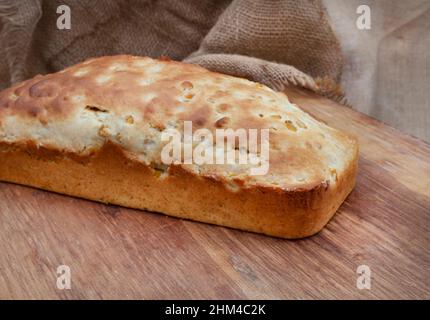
[0,55,356,190]
[0,141,357,238]
[0,55,359,238]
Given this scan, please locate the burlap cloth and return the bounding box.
[0,0,343,99]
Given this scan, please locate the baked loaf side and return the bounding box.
[0,55,358,238]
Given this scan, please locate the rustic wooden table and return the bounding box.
[0,87,429,299]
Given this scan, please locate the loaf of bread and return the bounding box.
[0,55,358,238]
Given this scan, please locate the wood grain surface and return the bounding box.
[0,87,429,299]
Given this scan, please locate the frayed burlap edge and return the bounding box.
[186,53,346,104]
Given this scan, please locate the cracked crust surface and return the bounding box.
[0,55,358,238]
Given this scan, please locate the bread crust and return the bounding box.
[0,141,357,238]
[0,55,359,238]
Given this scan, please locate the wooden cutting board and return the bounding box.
[0,87,429,299]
